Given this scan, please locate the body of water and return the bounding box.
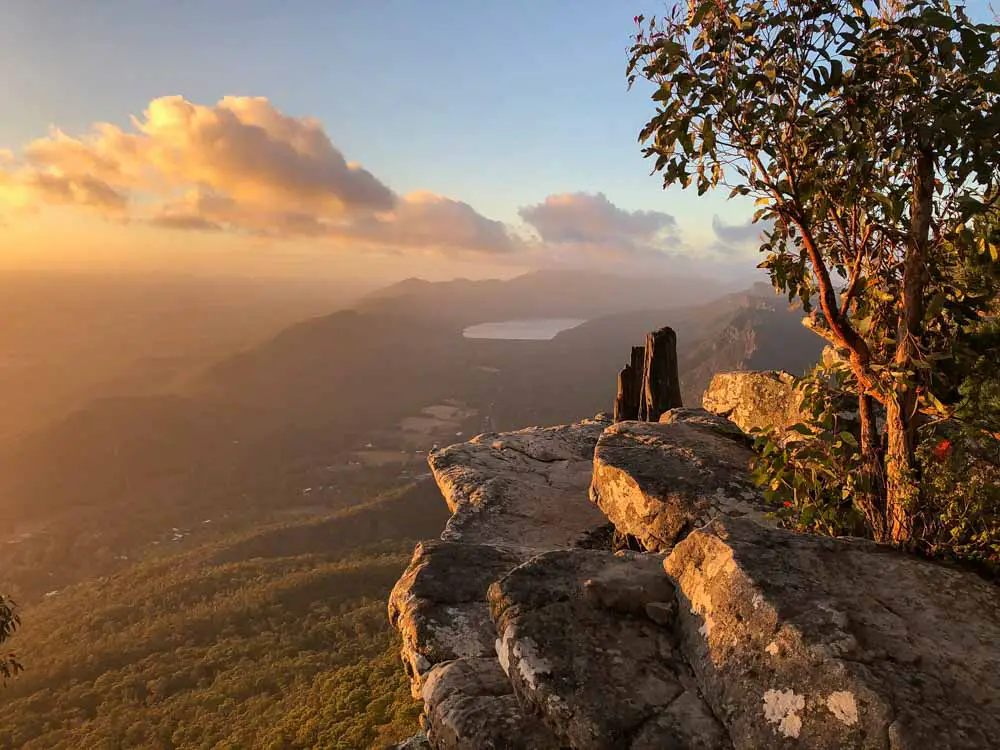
[462,318,587,340]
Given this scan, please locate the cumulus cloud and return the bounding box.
[0,167,127,215]
[517,191,682,265]
[519,192,678,249]
[0,95,511,255]
[515,193,760,280]
[350,191,512,253]
[708,215,776,260]
[512,192,727,276]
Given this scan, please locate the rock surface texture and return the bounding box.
[388,376,1000,749]
[388,540,521,695]
[427,416,611,553]
[702,370,804,435]
[590,412,769,552]
[489,549,730,749]
[666,517,1000,749]
[390,416,612,748]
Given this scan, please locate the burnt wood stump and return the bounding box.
[614,327,682,422]
[613,346,645,422]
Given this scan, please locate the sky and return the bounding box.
[0,0,925,283]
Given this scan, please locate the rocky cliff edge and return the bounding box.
[387,372,1000,750]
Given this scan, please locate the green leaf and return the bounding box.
[838,431,858,448]
[829,59,843,88]
[925,291,946,321]
[690,0,713,26]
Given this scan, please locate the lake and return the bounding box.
[462,318,587,340]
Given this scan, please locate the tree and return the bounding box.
[0,595,21,685]
[628,0,1000,544]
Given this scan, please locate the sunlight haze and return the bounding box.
[0,0,779,282]
[4,1,998,747]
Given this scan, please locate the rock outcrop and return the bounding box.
[388,374,1000,749]
[427,416,611,553]
[389,540,522,695]
[667,517,1000,749]
[702,370,804,435]
[389,417,613,747]
[589,411,769,552]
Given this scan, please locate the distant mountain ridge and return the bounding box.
[352,268,736,325]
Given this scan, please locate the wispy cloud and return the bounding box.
[711,213,781,259]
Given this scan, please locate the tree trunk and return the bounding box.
[885,396,918,544]
[884,148,935,546]
[854,392,888,541]
[613,346,645,422]
[639,326,683,422]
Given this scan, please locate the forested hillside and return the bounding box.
[0,482,449,749]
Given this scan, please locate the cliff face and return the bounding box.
[387,372,1000,750]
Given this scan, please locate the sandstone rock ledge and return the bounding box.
[389,417,614,748]
[667,517,1000,749]
[389,399,1000,750]
[427,416,611,554]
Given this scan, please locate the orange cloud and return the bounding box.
[0,166,127,215]
[350,191,512,253]
[519,192,679,248]
[0,96,512,255]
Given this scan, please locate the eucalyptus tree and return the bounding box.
[628,0,1000,543]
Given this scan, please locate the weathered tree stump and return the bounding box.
[640,326,683,422]
[613,346,645,422]
[614,327,682,422]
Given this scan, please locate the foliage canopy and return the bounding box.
[629,0,1000,545]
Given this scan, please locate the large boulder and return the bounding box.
[428,416,611,553]
[702,371,804,436]
[389,540,523,695]
[664,517,1000,749]
[589,419,769,552]
[489,548,730,749]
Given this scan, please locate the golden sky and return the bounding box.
[0,95,757,282]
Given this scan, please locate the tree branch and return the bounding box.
[839,224,874,317]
